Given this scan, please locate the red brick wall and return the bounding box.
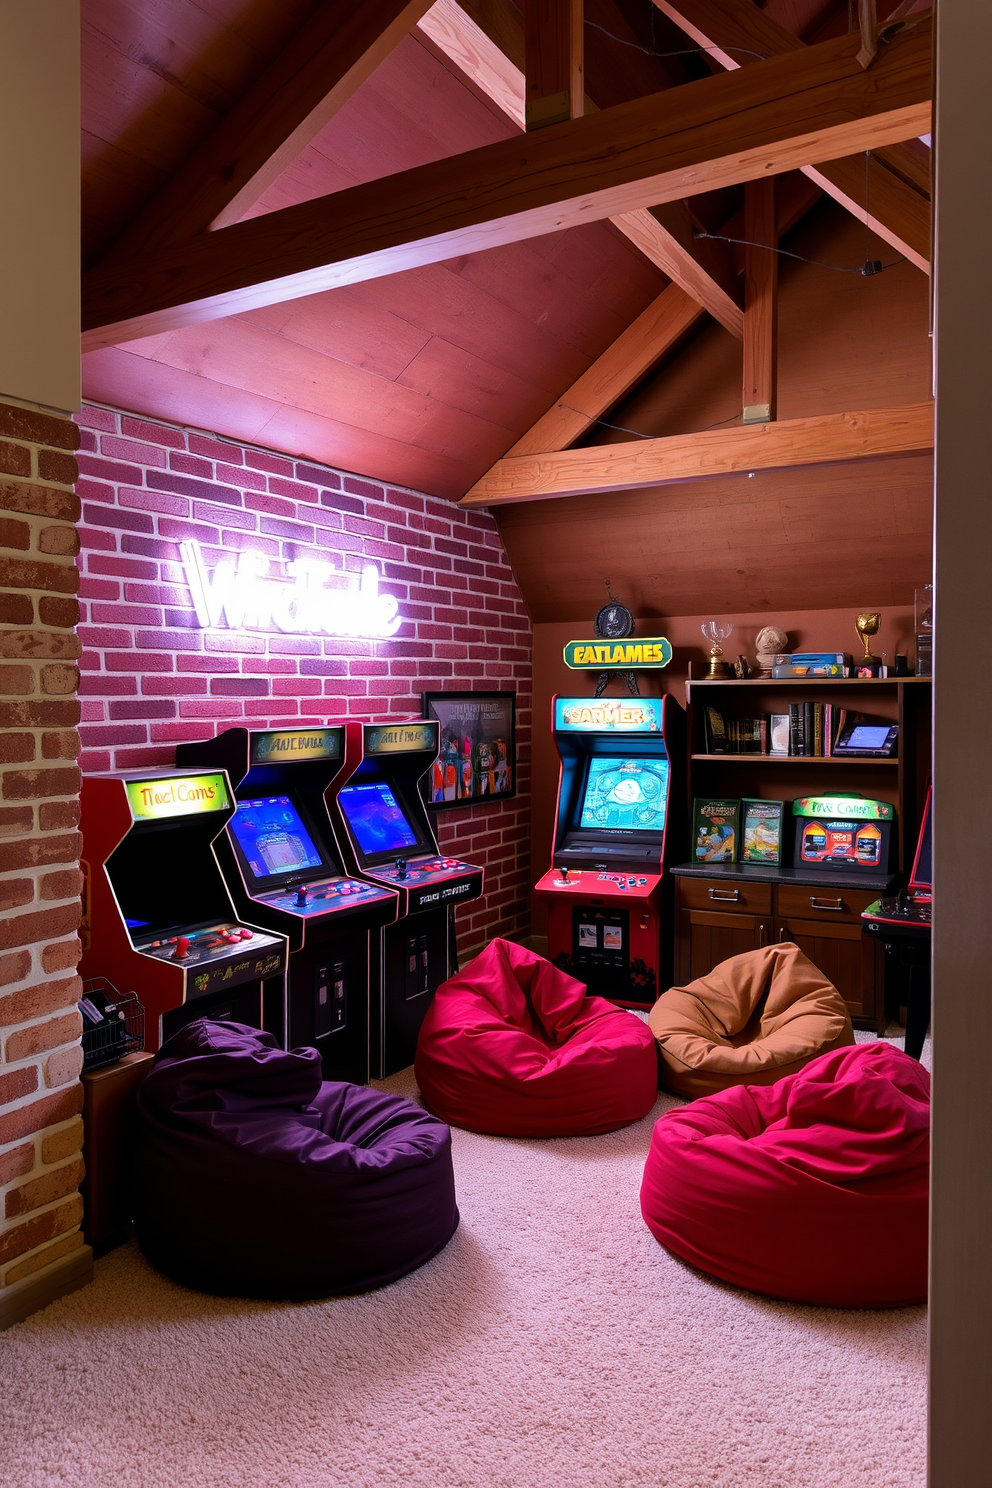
[73,404,532,957]
[0,400,86,1297]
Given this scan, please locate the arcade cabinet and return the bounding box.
[331,719,484,1077]
[177,726,399,1084]
[80,769,289,1051]
[534,695,686,1007]
[862,783,933,1059]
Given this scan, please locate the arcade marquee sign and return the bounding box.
[563,638,672,669]
[126,773,231,820]
[180,539,403,640]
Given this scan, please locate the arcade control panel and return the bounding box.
[368,855,480,913]
[540,868,662,899]
[862,891,932,938]
[132,920,285,1000]
[258,876,395,917]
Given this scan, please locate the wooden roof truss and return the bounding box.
[81,0,934,506]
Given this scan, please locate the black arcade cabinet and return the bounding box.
[178,726,398,1083]
[332,719,484,1077]
[80,768,289,1050]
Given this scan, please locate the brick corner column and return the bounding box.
[0,398,89,1330]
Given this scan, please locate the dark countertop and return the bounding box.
[671,862,898,893]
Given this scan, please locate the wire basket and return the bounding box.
[79,979,145,1072]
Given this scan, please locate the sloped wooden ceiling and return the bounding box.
[496,196,933,619]
[81,0,685,497]
[80,0,933,615]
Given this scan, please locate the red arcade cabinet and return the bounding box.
[177,725,399,1084]
[534,695,685,1007]
[331,718,484,1077]
[80,768,289,1051]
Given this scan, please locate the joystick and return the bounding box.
[172,936,190,961]
[295,885,309,908]
[395,858,408,880]
[560,866,570,882]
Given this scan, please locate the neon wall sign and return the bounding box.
[180,539,402,639]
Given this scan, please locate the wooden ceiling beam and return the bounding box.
[461,400,935,506]
[420,0,743,334]
[526,0,584,130]
[101,0,437,262]
[495,173,823,459]
[653,0,931,271]
[82,26,930,349]
[506,284,707,458]
[742,178,778,424]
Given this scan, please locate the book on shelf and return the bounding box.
[769,713,790,755]
[786,700,838,757]
[703,706,727,753]
[701,708,766,755]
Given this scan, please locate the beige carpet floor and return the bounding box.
[0,1032,927,1488]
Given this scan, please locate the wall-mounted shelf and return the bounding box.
[691,753,899,765]
[687,676,930,690]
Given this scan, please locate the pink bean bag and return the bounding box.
[415,938,658,1137]
[640,1042,929,1307]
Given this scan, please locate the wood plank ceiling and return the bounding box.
[80,0,934,616]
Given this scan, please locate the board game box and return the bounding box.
[692,798,740,864]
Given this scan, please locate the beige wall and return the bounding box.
[0,0,86,1328]
[929,3,992,1482]
[0,0,81,414]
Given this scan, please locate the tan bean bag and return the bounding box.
[649,942,855,1099]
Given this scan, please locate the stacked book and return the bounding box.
[702,707,767,754]
[785,701,835,757]
[702,703,839,756]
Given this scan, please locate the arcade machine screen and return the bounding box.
[229,795,324,880]
[337,781,420,860]
[579,757,670,833]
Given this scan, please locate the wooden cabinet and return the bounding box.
[675,875,886,1029]
[679,908,771,984]
[673,675,931,1030]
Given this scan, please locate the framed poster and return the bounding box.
[422,691,516,809]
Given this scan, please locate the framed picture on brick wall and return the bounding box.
[422,691,516,809]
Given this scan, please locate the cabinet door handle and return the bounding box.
[758,922,767,947]
[708,888,741,902]
[809,897,845,911]
[780,925,790,942]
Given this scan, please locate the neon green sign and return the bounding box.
[564,638,672,669]
[792,796,893,820]
[127,773,231,820]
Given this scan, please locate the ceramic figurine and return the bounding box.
[755,625,788,678]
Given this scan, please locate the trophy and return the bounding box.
[855,611,882,665]
[701,620,733,678]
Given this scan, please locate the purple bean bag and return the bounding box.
[133,1020,458,1299]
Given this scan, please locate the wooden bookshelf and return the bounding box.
[684,675,931,877]
[676,676,931,1030]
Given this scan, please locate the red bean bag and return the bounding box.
[640,1042,929,1307]
[415,938,658,1137]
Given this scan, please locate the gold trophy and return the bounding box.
[701,620,733,678]
[855,611,882,668]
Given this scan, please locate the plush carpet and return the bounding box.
[0,1031,927,1488]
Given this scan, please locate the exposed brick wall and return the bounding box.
[0,400,85,1294]
[74,404,532,959]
